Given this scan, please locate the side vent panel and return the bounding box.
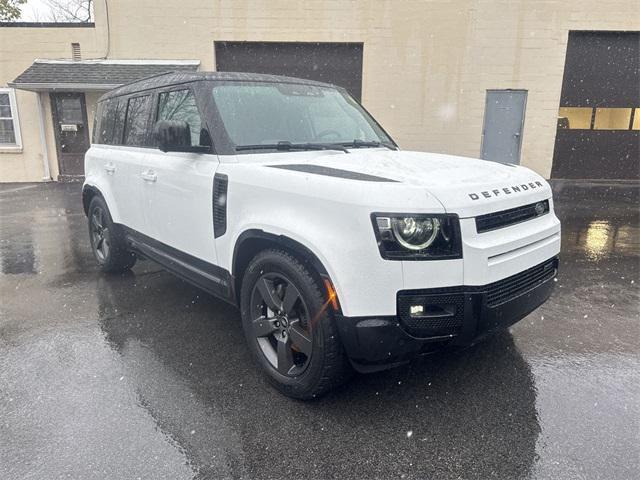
[213,173,228,238]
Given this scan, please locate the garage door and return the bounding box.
[552,31,639,180]
[214,41,363,101]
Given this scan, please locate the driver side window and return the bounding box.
[157,89,203,146]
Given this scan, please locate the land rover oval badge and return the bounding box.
[535,202,546,215]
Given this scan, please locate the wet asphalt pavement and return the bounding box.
[0,181,638,480]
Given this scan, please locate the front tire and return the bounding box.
[240,249,351,399]
[88,196,136,273]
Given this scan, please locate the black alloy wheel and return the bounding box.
[87,196,136,273]
[250,273,313,376]
[90,205,111,264]
[240,249,352,399]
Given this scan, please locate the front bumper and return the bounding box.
[335,256,558,372]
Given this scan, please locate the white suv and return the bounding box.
[83,72,561,399]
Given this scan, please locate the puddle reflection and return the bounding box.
[1,233,37,274]
[0,205,94,277]
[553,182,639,262]
[571,219,639,261]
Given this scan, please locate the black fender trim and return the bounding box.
[232,230,329,277]
[82,184,105,216]
[231,229,338,308]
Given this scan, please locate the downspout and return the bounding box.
[36,91,52,181]
[101,0,111,59]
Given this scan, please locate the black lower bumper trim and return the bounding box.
[335,257,558,371]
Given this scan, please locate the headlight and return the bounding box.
[391,217,440,250]
[372,213,462,260]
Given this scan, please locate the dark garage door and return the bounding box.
[214,41,363,101]
[552,31,639,180]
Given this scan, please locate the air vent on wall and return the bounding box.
[71,43,81,61]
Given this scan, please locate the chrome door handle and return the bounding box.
[141,170,157,183]
[104,163,116,174]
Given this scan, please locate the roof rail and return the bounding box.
[98,70,201,101]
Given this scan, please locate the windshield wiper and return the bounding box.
[236,141,349,153]
[340,139,397,151]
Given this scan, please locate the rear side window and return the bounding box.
[96,98,126,145]
[157,89,202,146]
[123,95,152,147]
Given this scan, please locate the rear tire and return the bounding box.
[240,249,351,399]
[88,196,136,273]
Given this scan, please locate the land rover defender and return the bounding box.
[83,72,560,398]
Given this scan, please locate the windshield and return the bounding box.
[211,82,393,148]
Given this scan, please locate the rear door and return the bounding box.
[112,93,155,236]
[144,86,220,265]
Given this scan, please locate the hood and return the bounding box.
[264,149,552,218]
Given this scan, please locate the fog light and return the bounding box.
[410,305,424,317]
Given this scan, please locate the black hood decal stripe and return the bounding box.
[268,164,398,182]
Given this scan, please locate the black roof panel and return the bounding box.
[99,71,337,101]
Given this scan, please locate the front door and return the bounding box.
[51,92,90,179]
[145,87,220,265]
[481,89,527,164]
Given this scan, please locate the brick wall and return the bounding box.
[0,25,100,181]
[100,0,639,177]
[1,0,638,181]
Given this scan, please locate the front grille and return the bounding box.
[476,200,549,233]
[486,258,557,307]
[397,293,465,337]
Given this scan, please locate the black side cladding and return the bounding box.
[213,173,228,238]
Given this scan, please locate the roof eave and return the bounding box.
[32,58,200,65]
[8,82,121,92]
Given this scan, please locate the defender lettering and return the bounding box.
[468,181,544,200]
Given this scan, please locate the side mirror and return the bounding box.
[154,120,211,153]
[154,120,192,153]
